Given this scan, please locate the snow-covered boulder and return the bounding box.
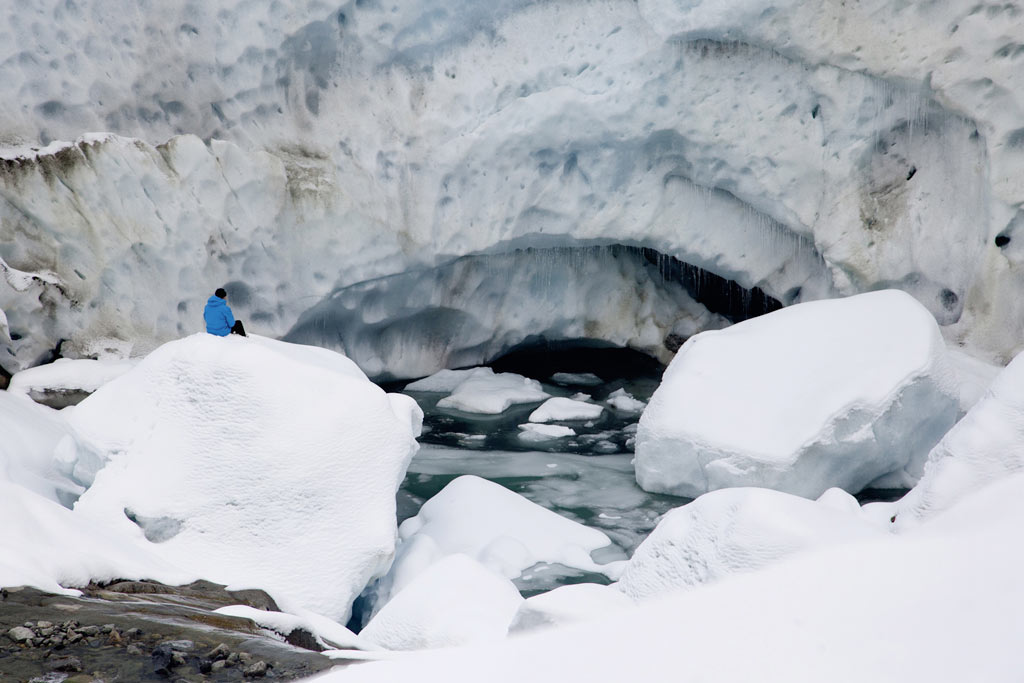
[528,397,604,423]
[616,487,879,601]
[68,334,422,623]
[895,350,1024,530]
[635,290,960,499]
[372,475,622,611]
[509,583,634,633]
[360,554,523,651]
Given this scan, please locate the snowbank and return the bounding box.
[314,472,1024,683]
[615,487,879,601]
[0,480,193,594]
[895,350,1024,529]
[0,389,100,501]
[635,290,960,498]
[360,554,523,651]
[509,583,634,633]
[67,334,421,623]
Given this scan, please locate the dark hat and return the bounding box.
[215,288,227,299]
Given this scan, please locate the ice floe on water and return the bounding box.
[528,396,604,423]
[422,368,550,415]
[518,423,576,442]
[635,290,960,499]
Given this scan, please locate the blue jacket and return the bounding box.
[204,295,235,336]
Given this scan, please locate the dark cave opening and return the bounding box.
[489,337,666,383]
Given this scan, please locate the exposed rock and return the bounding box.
[243,660,269,678]
[7,626,34,643]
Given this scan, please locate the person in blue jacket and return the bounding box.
[204,288,246,336]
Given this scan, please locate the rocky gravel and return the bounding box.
[0,582,341,682]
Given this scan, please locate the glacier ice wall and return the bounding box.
[0,0,1020,375]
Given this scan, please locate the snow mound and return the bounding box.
[0,481,193,594]
[635,290,960,498]
[895,350,1024,529]
[374,475,622,611]
[528,397,603,422]
[360,554,523,651]
[616,487,879,602]
[68,333,421,623]
[509,583,634,634]
[434,368,550,414]
[518,423,576,442]
[944,348,1003,414]
[0,390,101,501]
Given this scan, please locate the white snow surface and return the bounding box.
[895,349,1024,530]
[0,480,195,595]
[945,347,1003,414]
[635,290,960,498]
[376,475,622,610]
[0,389,100,500]
[4,1,1024,376]
[359,554,523,651]
[66,333,421,623]
[213,605,376,652]
[434,368,549,414]
[312,472,1024,683]
[509,583,635,634]
[528,397,603,423]
[8,357,137,397]
[615,487,879,602]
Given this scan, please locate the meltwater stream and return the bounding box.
[392,363,685,599]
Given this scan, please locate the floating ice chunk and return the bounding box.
[635,291,960,499]
[509,583,634,633]
[895,350,1024,529]
[68,334,420,623]
[604,388,647,414]
[616,487,880,602]
[518,423,576,441]
[391,475,622,588]
[360,554,523,651]
[550,372,604,386]
[0,480,193,594]
[404,368,483,393]
[435,368,549,414]
[528,397,604,422]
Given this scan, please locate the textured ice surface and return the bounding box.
[895,350,1024,530]
[635,290,960,498]
[360,554,523,651]
[615,487,879,601]
[5,1,1024,376]
[67,334,421,623]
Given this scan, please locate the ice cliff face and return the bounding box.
[0,1,1021,377]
